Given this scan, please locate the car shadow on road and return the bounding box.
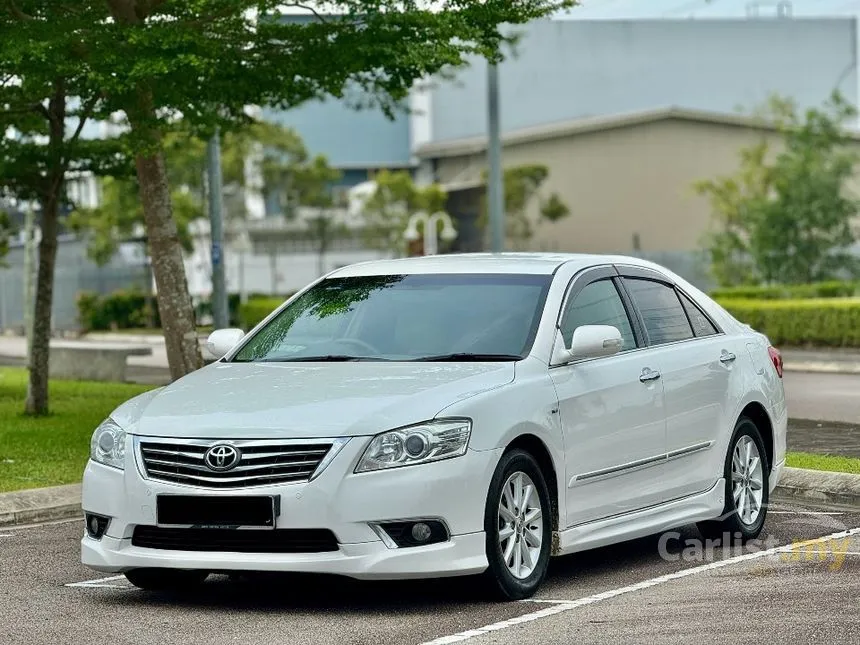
[98,571,505,613]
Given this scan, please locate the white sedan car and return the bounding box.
[81,253,787,599]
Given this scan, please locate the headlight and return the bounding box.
[355,419,472,473]
[90,418,126,470]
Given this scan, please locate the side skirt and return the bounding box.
[554,478,726,557]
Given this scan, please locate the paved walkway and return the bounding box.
[0,334,212,372]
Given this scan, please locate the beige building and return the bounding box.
[416,107,860,259]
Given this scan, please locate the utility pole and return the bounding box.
[207,128,229,329]
[487,61,505,253]
[22,204,36,363]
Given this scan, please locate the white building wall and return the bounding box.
[429,18,858,143]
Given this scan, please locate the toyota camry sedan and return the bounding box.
[81,253,787,600]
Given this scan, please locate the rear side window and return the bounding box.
[678,292,719,337]
[560,279,636,352]
[623,278,694,346]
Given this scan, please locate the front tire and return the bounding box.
[483,449,553,600]
[698,416,770,542]
[125,568,209,591]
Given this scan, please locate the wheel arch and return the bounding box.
[503,433,561,535]
[737,400,774,471]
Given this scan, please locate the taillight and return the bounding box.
[768,346,783,378]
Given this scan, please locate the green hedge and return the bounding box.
[711,281,859,301]
[238,296,293,329]
[77,290,160,331]
[718,298,860,347]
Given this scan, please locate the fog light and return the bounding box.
[411,522,432,542]
[85,513,110,540]
[374,519,449,548]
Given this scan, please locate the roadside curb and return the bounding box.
[775,467,860,509]
[0,484,81,527]
[1,468,859,528]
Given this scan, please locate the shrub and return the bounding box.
[76,289,159,332]
[718,298,860,347]
[711,281,859,300]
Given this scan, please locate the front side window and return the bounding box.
[623,278,694,345]
[560,279,636,352]
[232,273,552,362]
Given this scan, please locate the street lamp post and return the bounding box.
[404,211,457,256]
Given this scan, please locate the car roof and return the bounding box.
[327,252,658,277]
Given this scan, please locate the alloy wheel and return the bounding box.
[497,471,544,580]
[731,435,764,526]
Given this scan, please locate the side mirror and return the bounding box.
[551,325,623,366]
[206,328,245,359]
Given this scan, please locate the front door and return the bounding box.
[551,273,668,527]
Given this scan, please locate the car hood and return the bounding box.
[117,361,514,439]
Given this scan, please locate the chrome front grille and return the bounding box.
[136,438,335,488]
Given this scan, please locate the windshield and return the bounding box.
[231,273,552,362]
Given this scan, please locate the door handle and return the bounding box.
[639,368,661,383]
[719,351,737,364]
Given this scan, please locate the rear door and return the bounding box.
[618,267,741,501]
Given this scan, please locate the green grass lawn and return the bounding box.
[786,452,860,475]
[0,368,152,493]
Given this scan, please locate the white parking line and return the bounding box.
[65,575,130,590]
[419,526,860,645]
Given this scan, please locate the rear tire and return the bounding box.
[483,449,553,600]
[698,416,770,543]
[125,568,209,591]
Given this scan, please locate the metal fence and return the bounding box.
[0,236,151,333]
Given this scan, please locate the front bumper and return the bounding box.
[81,437,500,580]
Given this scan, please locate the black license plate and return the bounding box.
[156,495,278,529]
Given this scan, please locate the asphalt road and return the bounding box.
[2,497,858,645]
[783,371,860,424]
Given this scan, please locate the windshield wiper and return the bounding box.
[256,355,390,363]
[411,353,523,362]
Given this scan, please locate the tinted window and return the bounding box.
[560,279,636,352]
[679,292,719,337]
[623,278,694,345]
[232,273,552,362]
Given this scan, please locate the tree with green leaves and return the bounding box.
[695,92,860,286]
[359,169,449,253]
[67,121,305,265]
[4,0,572,387]
[478,164,571,250]
[0,7,131,414]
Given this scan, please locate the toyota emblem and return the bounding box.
[204,444,241,471]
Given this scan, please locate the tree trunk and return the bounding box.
[25,84,66,416]
[135,148,203,380]
[24,195,60,415]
